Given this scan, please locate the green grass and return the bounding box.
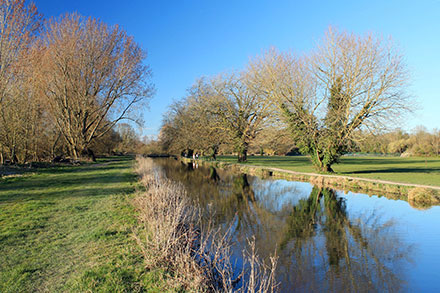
[0,156,166,292]
[215,155,440,187]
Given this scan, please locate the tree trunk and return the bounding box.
[321,164,334,173]
[11,146,18,164]
[51,133,61,158]
[81,147,96,162]
[238,149,247,162]
[237,143,248,162]
[310,150,335,173]
[211,145,218,161]
[70,145,79,161]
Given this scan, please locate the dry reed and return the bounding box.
[133,156,278,292]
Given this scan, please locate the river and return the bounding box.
[152,158,440,292]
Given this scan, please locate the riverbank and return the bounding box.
[214,155,440,187]
[0,156,163,292]
[161,155,439,291]
[187,156,440,208]
[133,157,278,291]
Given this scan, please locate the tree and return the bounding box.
[202,73,273,162]
[116,123,141,154]
[159,98,197,156]
[40,13,153,160]
[0,0,40,105]
[185,79,230,158]
[249,28,411,172]
[0,0,41,163]
[251,125,294,155]
[160,80,229,158]
[433,128,440,156]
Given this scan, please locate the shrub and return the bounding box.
[407,188,434,209]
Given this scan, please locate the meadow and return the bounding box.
[0,157,165,292]
[215,155,440,187]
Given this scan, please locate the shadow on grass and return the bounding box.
[0,156,145,292]
[343,167,440,175]
[0,158,136,202]
[340,157,436,165]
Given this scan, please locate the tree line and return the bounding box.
[159,27,415,172]
[0,0,153,164]
[356,127,440,156]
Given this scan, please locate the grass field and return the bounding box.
[0,157,165,292]
[215,155,440,187]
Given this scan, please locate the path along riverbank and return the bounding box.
[182,157,440,208]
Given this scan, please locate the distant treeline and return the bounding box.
[354,127,439,156]
[145,126,439,158]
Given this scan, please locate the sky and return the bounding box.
[34,0,440,138]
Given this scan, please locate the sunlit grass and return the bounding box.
[0,156,164,292]
[216,155,440,187]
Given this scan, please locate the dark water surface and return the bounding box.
[153,158,440,292]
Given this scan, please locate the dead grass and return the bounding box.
[408,188,435,209]
[133,156,278,292]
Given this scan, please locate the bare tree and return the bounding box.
[40,13,153,160]
[0,0,40,105]
[160,79,230,158]
[248,27,412,172]
[160,98,197,156]
[203,73,273,162]
[0,0,41,163]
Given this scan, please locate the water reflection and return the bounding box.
[279,187,410,292]
[153,159,412,292]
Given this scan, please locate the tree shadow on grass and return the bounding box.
[0,159,136,203]
[341,167,440,175]
[340,157,436,165]
[0,186,135,203]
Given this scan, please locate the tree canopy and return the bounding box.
[247,27,411,171]
[161,27,413,170]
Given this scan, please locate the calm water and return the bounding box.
[153,158,440,292]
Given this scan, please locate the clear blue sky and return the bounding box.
[34,0,440,137]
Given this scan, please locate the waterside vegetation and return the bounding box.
[213,155,440,187]
[186,156,440,209]
[133,156,279,292]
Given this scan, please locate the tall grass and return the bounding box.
[133,157,278,292]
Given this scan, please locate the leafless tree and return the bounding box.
[248,27,412,171]
[203,73,273,162]
[0,0,40,105]
[40,13,153,160]
[0,0,41,163]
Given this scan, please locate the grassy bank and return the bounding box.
[214,155,440,187]
[0,157,162,292]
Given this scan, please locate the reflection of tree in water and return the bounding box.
[280,186,412,292]
[209,166,220,182]
[153,159,412,292]
[156,160,261,233]
[233,173,255,202]
[229,173,258,233]
[282,187,321,242]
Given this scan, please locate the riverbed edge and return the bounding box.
[181,157,440,208]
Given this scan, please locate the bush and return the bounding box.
[407,188,434,209]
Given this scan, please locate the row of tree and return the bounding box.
[356,127,440,156]
[0,0,153,164]
[159,27,413,172]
